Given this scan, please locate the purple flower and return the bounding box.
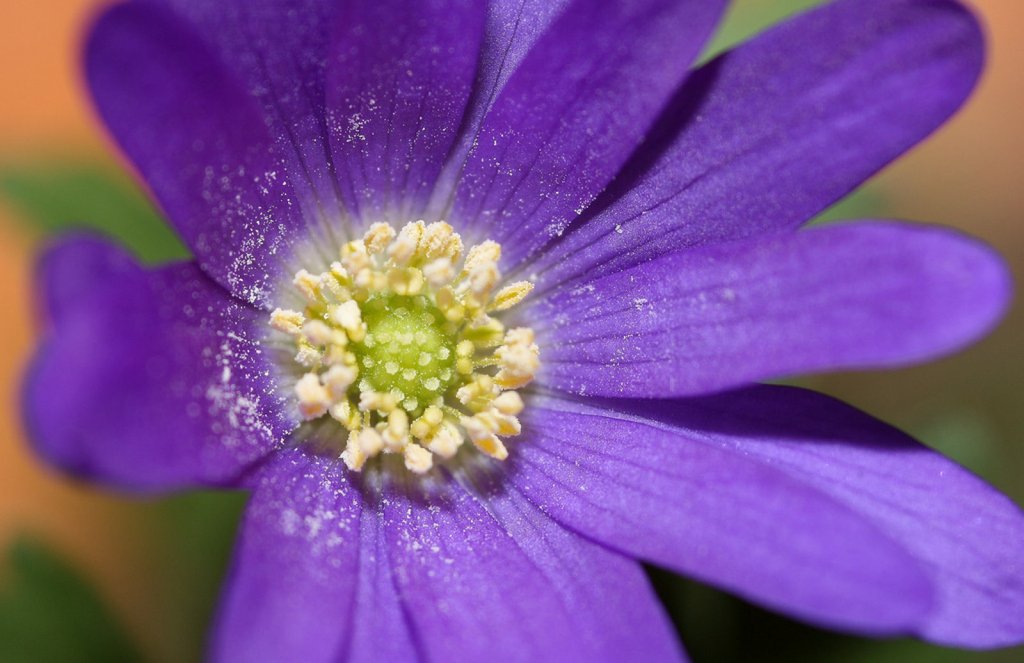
[23,0,1024,660]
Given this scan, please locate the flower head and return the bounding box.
[24,0,1024,660]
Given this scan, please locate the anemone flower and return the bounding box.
[24,0,1024,660]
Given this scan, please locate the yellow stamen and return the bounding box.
[269,221,539,475]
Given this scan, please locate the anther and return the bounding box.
[421,221,455,259]
[364,222,396,254]
[270,308,304,334]
[423,258,456,288]
[462,415,509,461]
[294,342,323,368]
[381,409,409,451]
[323,364,357,399]
[341,432,367,471]
[388,221,425,264]
[359,391,397,414]
[341,240,371,274]
[495,328,540,389]
[357,428,384,456]
[293,270,323,302]
[464,240,501,273]
[426,422,463,458]
[492,391,524,416]
[404,443,434,473]
[295,373,331,420]
[302,319,335,346]
[490,281,534,312]
[333,300,365,341]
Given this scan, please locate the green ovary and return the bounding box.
[355,295,457,417]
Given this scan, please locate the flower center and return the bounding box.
[269,221,538,475]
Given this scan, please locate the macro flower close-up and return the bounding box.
[9,0,1024,660]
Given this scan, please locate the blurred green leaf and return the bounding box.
[808,188,885,227]
[701,0,829,62]
[916,409,1001,478]
[0,536,142,663]
[150,491,247,663]
[0,159,188,264]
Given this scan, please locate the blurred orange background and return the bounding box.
[0,1,175,658]
[0,1,1021,660]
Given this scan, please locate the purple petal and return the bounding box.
[426,0,570,212]
[383,476,686,661]
[23,237,292,490]
[536,222,1010,398]
[211,449,418,663]
[443,0,726,266]
[529,0,984,288]
[585,386,1024,648]
[343,499,419,663]
[325,0,485,222]
[469,0,570,122]
[512,394,934,635]
[86,2,309,306]
[150,0,348,226]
